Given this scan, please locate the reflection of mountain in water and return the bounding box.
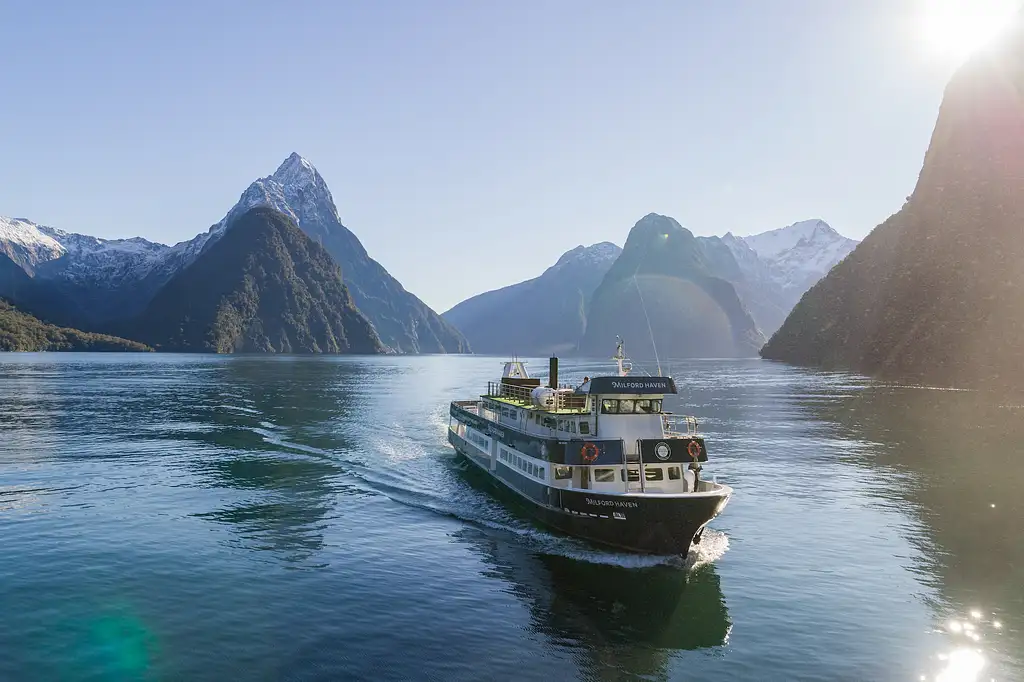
[458,529,730,680]
[142,358,376,563]
[811,387,1024,673]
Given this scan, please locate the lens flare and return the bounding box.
[919,0,1019,63]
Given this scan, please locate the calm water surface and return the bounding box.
[0,355,1021,681]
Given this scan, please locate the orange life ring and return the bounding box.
[687,440,702,460]
[580,442,599,463]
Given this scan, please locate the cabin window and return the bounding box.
[593,468,616,483]
[543,417,556,428]
[557,419,564,431]
[636,400,652,414]
[620,469,640,482]
[579,421,590,435]
[667,466,681,480]
[652,400,663,413]
[538,467,545,479]
[555,466,573,480]
[644,467,664,481]
[568,421,576,434]
[601,399,618,414]
[618,399,635,414]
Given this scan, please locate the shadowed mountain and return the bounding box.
[126,207,383,354]
[442,242,621,355]
[762,19,1024,390]
[0,298,150,352]
[580,214,765,359]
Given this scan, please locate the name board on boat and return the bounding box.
[587,376,677,395]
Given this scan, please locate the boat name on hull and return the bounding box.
[585,498,639,509]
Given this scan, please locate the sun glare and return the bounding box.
[920,0,1019,62]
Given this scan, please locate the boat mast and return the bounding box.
[614,336,631,377]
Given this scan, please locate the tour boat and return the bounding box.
[447,340,732,554]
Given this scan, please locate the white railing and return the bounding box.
[663,414,699,436]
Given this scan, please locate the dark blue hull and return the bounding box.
[449,431,730,555]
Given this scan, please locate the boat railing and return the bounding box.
[663,414,699,436]
[486,382,587,411]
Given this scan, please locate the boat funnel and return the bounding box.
[549,357,558,389]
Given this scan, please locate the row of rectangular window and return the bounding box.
[591,466,680,482]
[536,414,590,435]
[499,448,545,481]
[600,399,663,415]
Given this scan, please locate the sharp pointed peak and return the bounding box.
[271,152,320,187]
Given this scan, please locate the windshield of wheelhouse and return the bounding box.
[596,397,664,440]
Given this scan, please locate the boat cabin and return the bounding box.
[450,356,706,496]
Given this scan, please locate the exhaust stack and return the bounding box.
[548,357,558,389]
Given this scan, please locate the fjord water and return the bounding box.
[1,356,1021,681]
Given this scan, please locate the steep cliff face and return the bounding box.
[762,23,1024,389]
[581,214,764,359]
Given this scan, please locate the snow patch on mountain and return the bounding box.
[728,219,857,293]
[743,219,830,260]
[551,241,621,269]
[0,216,67,273]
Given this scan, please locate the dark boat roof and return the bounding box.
[585,376,677,395]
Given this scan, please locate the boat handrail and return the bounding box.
[663,414,699,436]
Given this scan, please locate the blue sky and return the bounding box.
[0,1,981,311]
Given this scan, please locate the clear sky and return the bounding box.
[0,0,1011,312]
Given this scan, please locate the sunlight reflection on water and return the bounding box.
[922,610,1006,682]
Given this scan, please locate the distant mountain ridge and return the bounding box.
[443,241,621,355]
[762,17,1024,389]
[442,216,857,355]
[0,154,467,354]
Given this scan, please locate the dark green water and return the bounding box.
[0,355,1020,681]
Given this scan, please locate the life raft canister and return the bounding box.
[581,442,599,463]
[687,439,702,460]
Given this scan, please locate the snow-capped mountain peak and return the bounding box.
[743,219,832,260]
[0,216,66,272]
[204,153,348,252]
[552,241,622,269]
[271,152,320,189]
[724,219,858,295]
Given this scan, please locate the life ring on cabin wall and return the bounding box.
[687,440,702,460]
[580,442,599,463]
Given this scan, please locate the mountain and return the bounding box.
[126,207,383,354]
[580,214,765,359]
[0,154,468,354]
[695,220,858,336]
[742,219,859,295]
[0,298,150,352]
[0,216,176,327]
[201,153,468,353]
[442,242,621,355]
[761,21,1024,389]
